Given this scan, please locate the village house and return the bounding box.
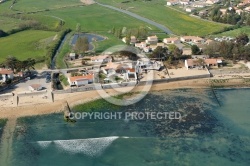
[163,37,181,44]
[185,58,222,69]
[186,8,195,12]
[146,35,158,45]
[90,55,112,63]
[180,36,205,44]
[135,42,147,49]
[0,68,14,82]
[69,53,76,60]
[237,0,250,7]
[166,0,179,6]
[125,68,137,81]
[204,58,222,67]
[179,0,190,5]
[192,2,206,8]
[185,59,203,69]
[206,0,221,5]
[68,74,94,87]
[29,84,43,91]
[122,36,137,44]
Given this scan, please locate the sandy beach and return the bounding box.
[0,77,250,119]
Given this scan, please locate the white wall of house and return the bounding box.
[0,74,14,82]
[75,79,89,87]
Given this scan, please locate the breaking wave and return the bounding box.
[36,136,125,157]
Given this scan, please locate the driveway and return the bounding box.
[13,71,52,93]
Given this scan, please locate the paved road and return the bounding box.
[95,2,173,35]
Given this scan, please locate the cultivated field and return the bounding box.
[0,30,56,63]
[96,0,228,36]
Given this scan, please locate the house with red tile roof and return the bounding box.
[68,74,94,87]
[0,68,14,82]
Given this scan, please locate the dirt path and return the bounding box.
[0,117,17,165]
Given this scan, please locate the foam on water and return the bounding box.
[37,141,52,149]
[37,136,119,157]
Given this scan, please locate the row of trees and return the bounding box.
[210,6,250,25]
[204,33,250,62]
[110,26,148,40]
[0,56,36,73]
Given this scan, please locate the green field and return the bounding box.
[12,0,83,12]
[0,30,56,63]
[44,5,160,32]
[96,0,228,36]
[212,26,250,37]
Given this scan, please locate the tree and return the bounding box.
[5,56,20,73]
[236,33,249,45]
[191,45,200,55]
[168,44,178,54]
[0,29,8,37]
[74,37,89,53]
[219,41,233,59]
[203,41,219,56]
[151,46,167,60]
[76,23,81,35]
[173,47,182,59]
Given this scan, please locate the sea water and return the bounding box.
[2,88,250,166]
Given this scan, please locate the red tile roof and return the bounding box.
[69,74,94,82]
[0,69,13,75]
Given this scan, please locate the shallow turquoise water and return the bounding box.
[4,89,250,166]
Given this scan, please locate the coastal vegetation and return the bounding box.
[0,119,7,142]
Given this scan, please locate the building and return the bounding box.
[135,42,147,49]
[68,74,94,87]
[192,2,206,8]
[204,58,222,67]
[186,8,195,13]
[180,36,205,44]
[125,68,137,81]
[29,84,43,91]
[90,55,112,63]
[163,37,180,44]
[206,0,221,4]
[185,59,204,69]
[179,0,190,5]
[146,35,158,45]
[0,68,14,82]
[69,53,76,60]
[122,36,137,44]
[166,0,179,6]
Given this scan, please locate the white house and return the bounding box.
[125,68,137,81]
[180,36,205,44]
[68,74,94,87]
[186,8,195,12]
[69,53,76,60]
[90,55,112,63]
[0,69,14,82]
[146,35,158,45]
[135,42,147,49]
[122,36,137,44]
[166,0,179,6]
[180,0,190,5]
[29,84,43,91]
[206,0,221,4]
[163,37,180,44]
[192,2,206,8]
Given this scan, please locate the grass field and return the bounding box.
[44,4,160,32]
[0,30,57,63]
[96,0,228,36]
[212,27,250,37]
[12,0,83,12]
